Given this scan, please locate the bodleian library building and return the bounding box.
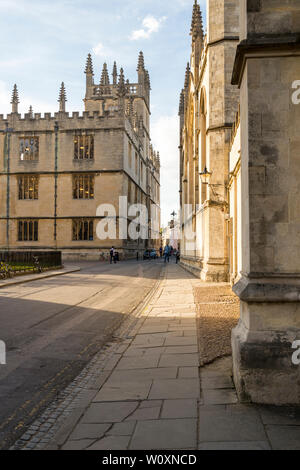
[0,52,161,261]
[180,1,300,404]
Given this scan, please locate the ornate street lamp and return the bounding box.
[199,166,228,210]
[199,166,212,185]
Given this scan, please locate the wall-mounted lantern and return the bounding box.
[199,166,212,185]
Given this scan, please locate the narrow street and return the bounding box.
[8,262,300,451]
[0,260,163,449]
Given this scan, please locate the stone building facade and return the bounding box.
[0,52,160,260]
[179,0,240,282]
[180,0,300,404]
[231,1,300,405]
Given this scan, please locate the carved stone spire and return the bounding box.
[137,51,145,71]
[58,82,67,112]
[190,0,198,34]
[137,51,146,95]
[85,53,94,75]
[11,84,19,113]
[117,68,127,97]
[156,151,161,168]
[28,105,34,119]
[112,61,118,85]
[179,89,185,115]
[190,0,204,42]
[100,63,110,86]
[84,53,94,98]
[184,63,190,90]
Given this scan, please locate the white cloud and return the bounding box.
[151,113,180,226]
[130,15,166,41]
[92,42,111,58]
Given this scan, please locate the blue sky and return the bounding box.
[0,0,206,225]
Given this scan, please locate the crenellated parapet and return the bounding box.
[0,109,128,134]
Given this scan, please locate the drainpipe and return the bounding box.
[54,121,59,247]
[2,123,13,252]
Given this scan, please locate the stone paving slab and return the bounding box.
[258,406,300,425]
[178,367,199,378]
[115,355,160,370]
[149,378,200,399]
[123,346,165,357]
[93,380,153,402]
[125,404,161,421]
[198,408,267,442]
[107,422,136,436]
[265,425,300,450]
[129,418,197,450]
[202,388,238,405]
[161,399,198,419]
[164,336,198,346]
[82,402,139,423]
[62,439,95,450]
[87,436,131,450]
[69,423,110,441]
[158,353,199,367]
[108,367,178,382]
[201,376,234,390]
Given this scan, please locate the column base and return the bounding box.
[180,255,229,282]
[232,277,300,405]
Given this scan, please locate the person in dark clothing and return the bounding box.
[110,247,114,264]
[164,245,170,263]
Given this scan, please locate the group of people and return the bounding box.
[109,246,180,264]
[160,245,180,264]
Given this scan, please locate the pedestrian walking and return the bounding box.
[176,250,180,264]
[164,245,170,263]
[110,246,114,264]
[159,247,163,258]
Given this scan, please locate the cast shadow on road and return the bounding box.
[0,295,130,450]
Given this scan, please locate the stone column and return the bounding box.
[231,0,300,404]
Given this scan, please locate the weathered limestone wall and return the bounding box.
[240,0,300,40]
[204,0,240,280]
[231,1,300,404]
[180,0,240,282]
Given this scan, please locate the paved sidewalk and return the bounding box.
[13,263,300,450]
[48,263,299,450]
[58,263,199,450]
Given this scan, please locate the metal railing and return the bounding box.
[0,251,62,278]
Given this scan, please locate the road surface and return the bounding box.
[0,259,163,449]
